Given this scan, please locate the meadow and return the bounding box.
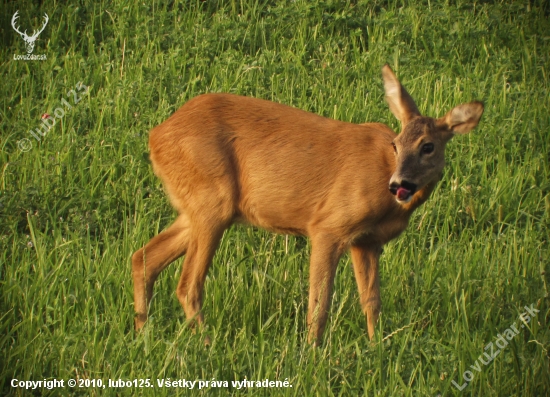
[1,0,549,395]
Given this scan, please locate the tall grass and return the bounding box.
[1,0,549,395]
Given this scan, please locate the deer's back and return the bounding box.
[149,94,406,240]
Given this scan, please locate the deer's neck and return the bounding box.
[401,179,439,214]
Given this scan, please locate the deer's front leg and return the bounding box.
[307,235,345,346]
[350,242,382,340]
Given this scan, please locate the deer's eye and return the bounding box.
[391,142,397,154]
[422,143,434,154]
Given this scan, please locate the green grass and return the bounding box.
[1,0,549,395]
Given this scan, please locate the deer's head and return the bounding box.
[11,11,49,54]
[382,65,484,204]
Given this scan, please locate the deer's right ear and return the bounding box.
[382,64,420,125]
[438,101,484,134]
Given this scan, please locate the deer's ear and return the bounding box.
[438,101,484,134]
[382,64,421,125]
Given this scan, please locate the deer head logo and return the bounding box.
[11,11,49,54]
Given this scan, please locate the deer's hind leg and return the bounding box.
[133,214,190,329]
[147,128,238,336]
[176,219,228,330]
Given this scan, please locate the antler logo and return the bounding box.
[11,11,49,54]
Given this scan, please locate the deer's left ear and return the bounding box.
[382,64,421,125]
[438,101,484,134]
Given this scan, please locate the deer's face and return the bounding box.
[24,40,35,54]
[389,117,451,203]
[381,65,484,205]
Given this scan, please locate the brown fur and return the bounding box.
[132,65,483,345]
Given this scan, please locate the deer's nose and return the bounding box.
[389,180,417,193]
[400,180,417,193]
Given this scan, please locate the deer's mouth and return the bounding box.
[389,181,417,203]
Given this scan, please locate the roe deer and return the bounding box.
[132,65,483,345]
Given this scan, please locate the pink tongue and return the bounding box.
[396,187,411,200]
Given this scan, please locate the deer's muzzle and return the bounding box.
[389,180,417,203]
